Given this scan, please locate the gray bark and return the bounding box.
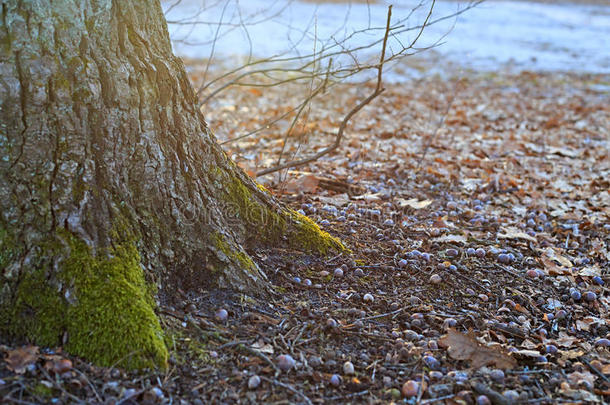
[0,0,341,367]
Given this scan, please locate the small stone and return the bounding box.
[276,354,296,371]
[570,289,581,301]
[303,279,312,286]
[476,395,492,405]
[429,274,442,284]
[383,376,392,387]
[446,248,459,258]
[326,318,338,328]
[545,344,558,354]
[334,268,344,278]
[475,248,486,258]
[353,268,365,277]
[401,380,420,397]
[584,291,597,301]
[293,277,301,283]
[592,276,604,285]
[526,269,539,278]
[429,370,443,380]
[595,338,610,347]
[503,390,519,402]
[215,308,229,321]
[320,270,330,277]
[309,356,322,367]
[343,361,355,375]
[329,374,341,386]
[248,375,261,389]
[389,388,401,400]
[489,369,504,382]
[398,258,408,268]
[363,293,374,303]
[423,355,440,370]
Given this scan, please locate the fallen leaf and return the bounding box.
[498,226,537,243]
[438,329,516,370]
[397,198,433,210]
[5,345,39,374]
[578,265,601,277]
[431,234,467,244]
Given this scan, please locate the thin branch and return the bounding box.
[256,5,393,177]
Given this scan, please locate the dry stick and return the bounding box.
[259,376,313,405]
[256,5,393,177]
[184,315,279,373]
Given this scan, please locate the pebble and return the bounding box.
[429,370,443,380]
[309,356,322,367]
[592,276,604,285]
[423,355,440,370]
[303,278,312,286]
[401,380,420,397]
[383,376,392,387]
[503,390,520,401]
[595,338,610,347]
[489,369,504,382]
[276,354,296,371]
[215,308,228,321]
[429,274,442,284]
[320,270,330,277]
[476,395,492,405]
[343,361,355,375]
[326,318,338,328]
[248,375,261,389]
[334,268,344,277]
[330,374,341,386]
[475,248,486,258]
[446,248,459,258]
[353,268,365,277]
[545,344,558,354]
[363,293,374,303]
[584,291,597,301]
[398,259,408,268]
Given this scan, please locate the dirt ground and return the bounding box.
[1,56,609,404]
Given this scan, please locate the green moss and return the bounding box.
[1,229,167,370]
[287,210,347,255]
[212,232,257,274]
[30,382,54,398]
[222,175,347,255]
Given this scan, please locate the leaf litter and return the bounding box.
[2,57,609,403]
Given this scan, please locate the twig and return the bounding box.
[256,5,393,177]
[356,307,403,322]
[472,382,510,405]
[185,315,279,373]
[580,356,610,383]
[326,390,369,401]
[260,376,313,405]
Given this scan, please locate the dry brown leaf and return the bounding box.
[438,329,517,370]
[5,345,39,374]
[284,174,319,194]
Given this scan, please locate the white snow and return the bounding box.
[162,0,610,75]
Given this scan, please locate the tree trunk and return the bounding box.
[0,0,344,369]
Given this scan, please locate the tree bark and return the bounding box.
[0,0,344,369]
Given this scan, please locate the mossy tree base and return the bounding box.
[0,0,345,369]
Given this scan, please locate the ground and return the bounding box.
[1,58,608,404]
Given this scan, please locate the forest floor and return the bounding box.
[1,59,609,404]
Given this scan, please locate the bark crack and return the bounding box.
[10,50,27,170]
